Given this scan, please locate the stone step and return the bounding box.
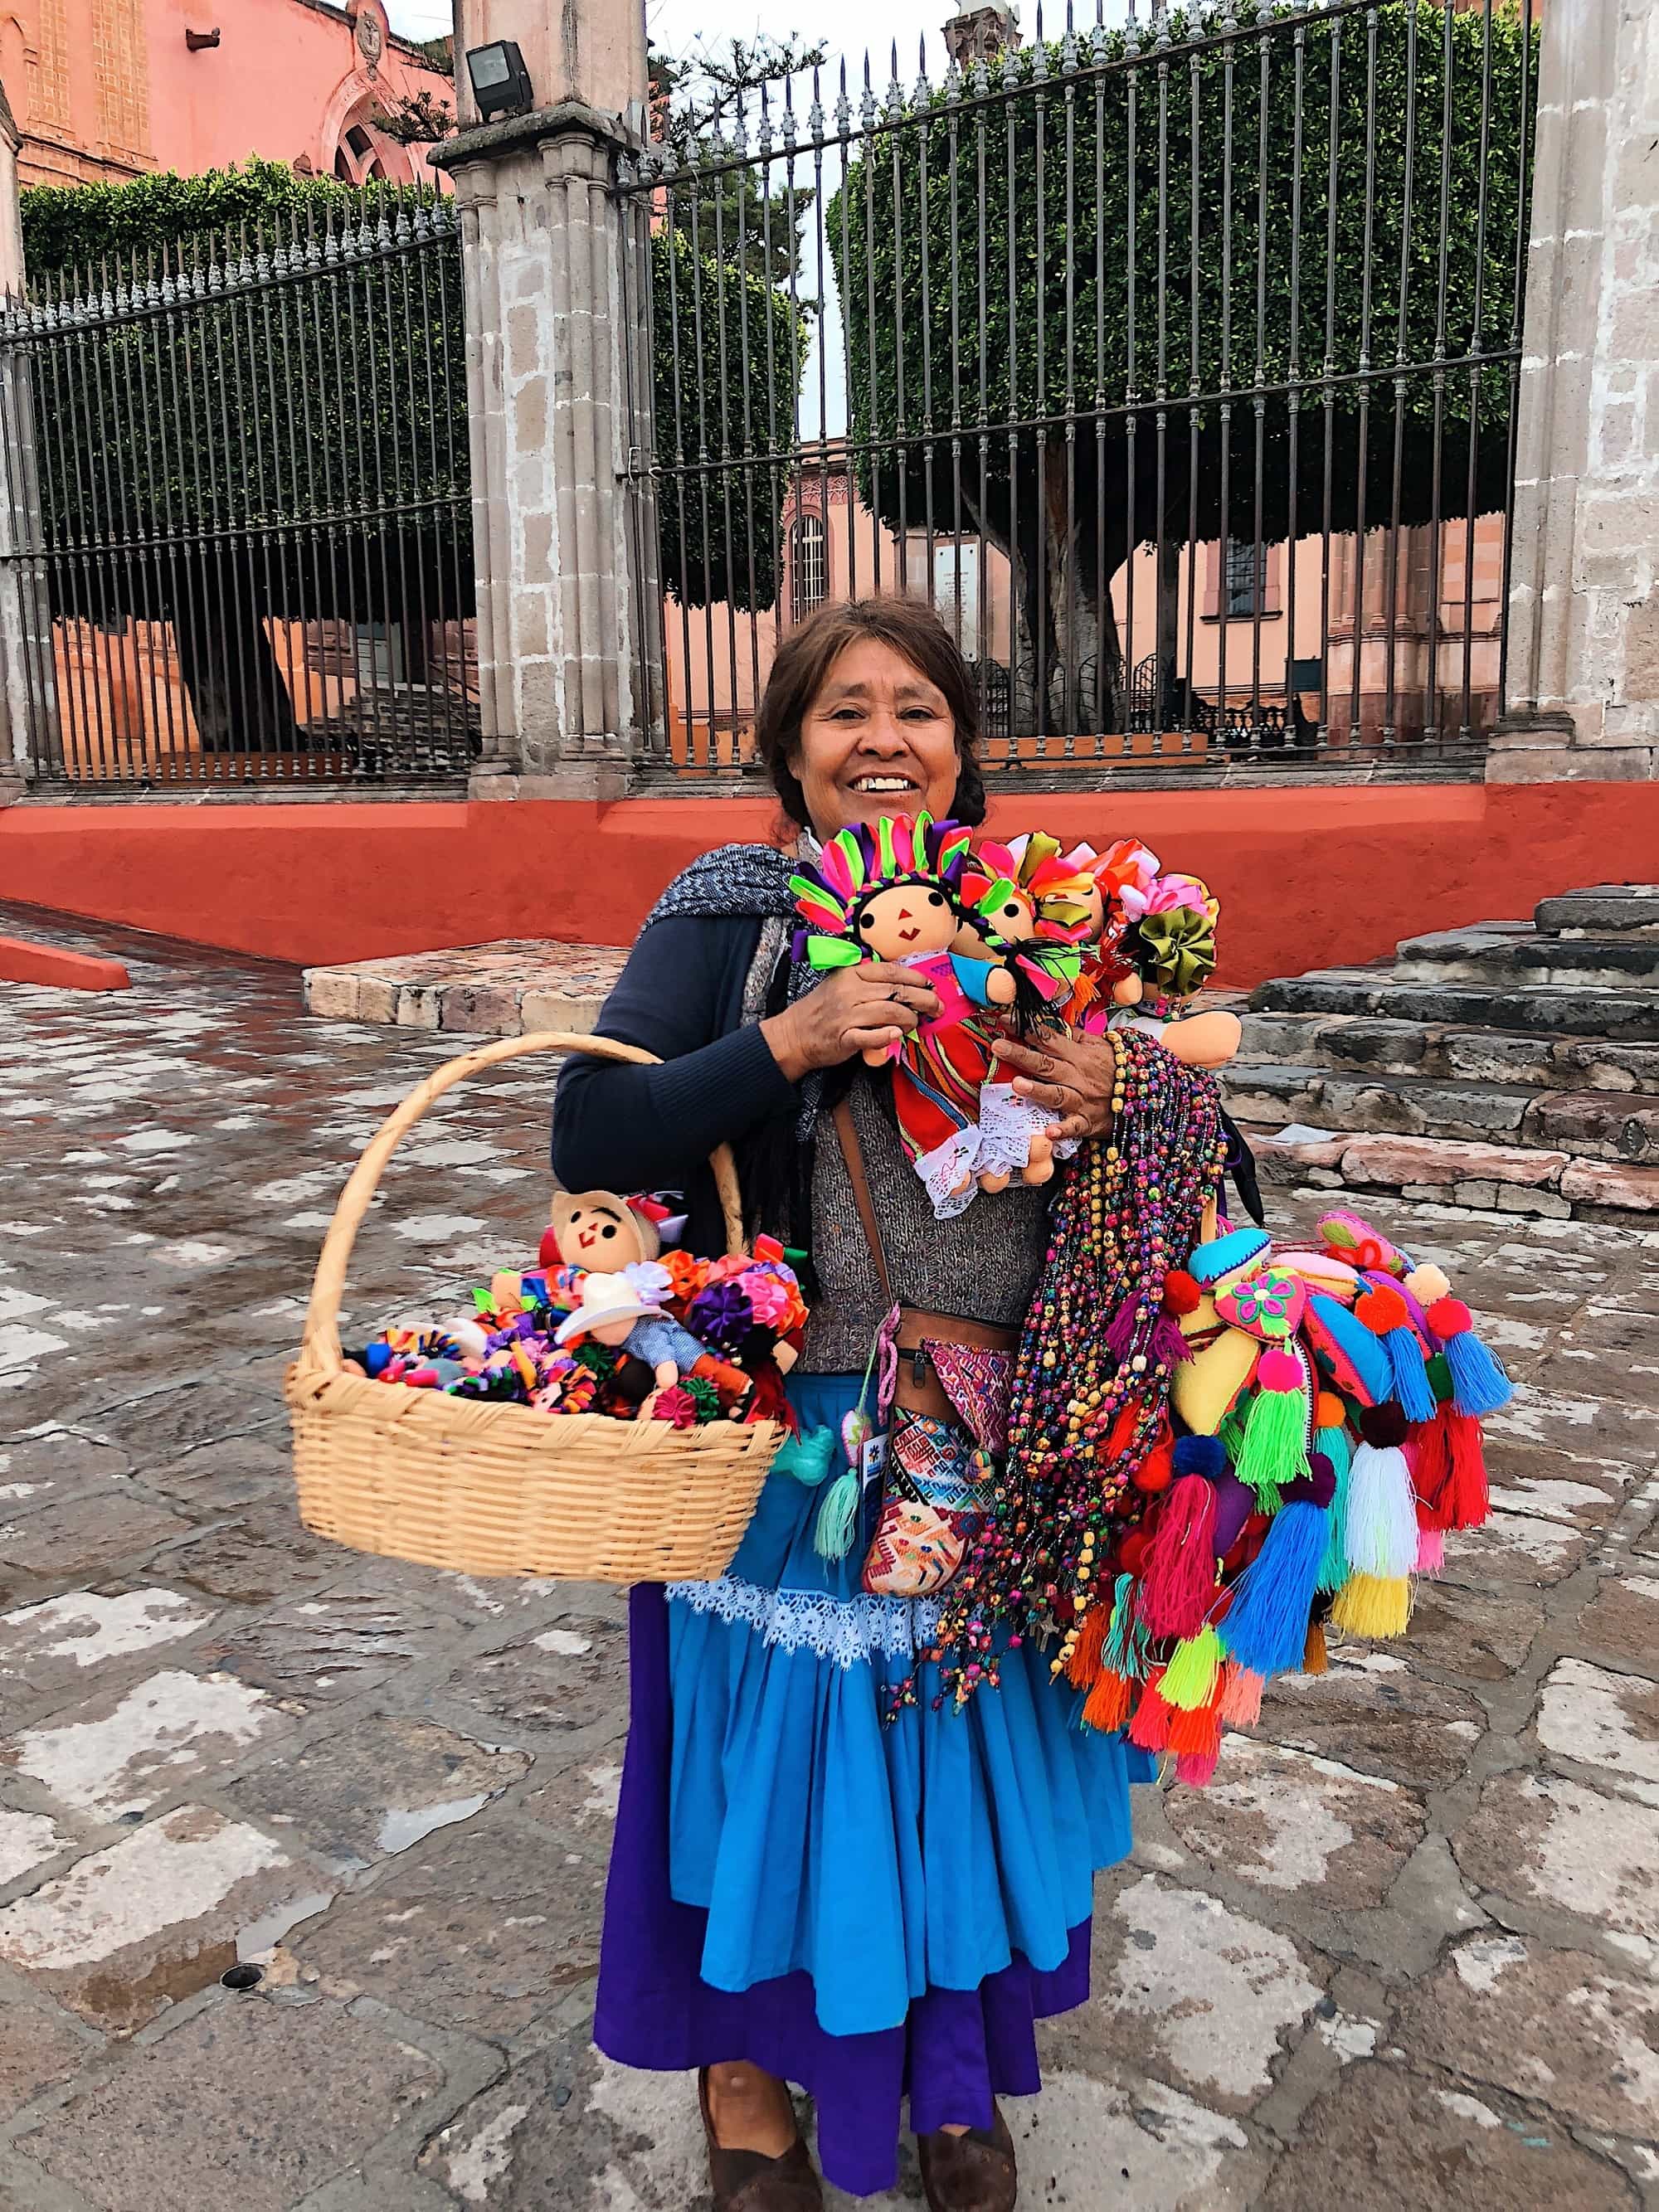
[1221,1060,1659,1164]
[303,939,628,1034]
[1393,923,1659,990]
[1535,882,1659,937]
[1249,969,1659,1042]
[1236,1009,1659,1094]
[1238,1123,1659,1222]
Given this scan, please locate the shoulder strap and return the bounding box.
[832,1093,894,1305]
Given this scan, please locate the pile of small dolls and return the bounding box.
[792,819,1242,1218]
[348,1188,806,1428]
[1054,1204,1513,1785]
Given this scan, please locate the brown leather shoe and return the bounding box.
[698,2069,824,2212]
[917,2101,1018,2212]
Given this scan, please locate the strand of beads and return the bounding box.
[892,1028,1226,1719]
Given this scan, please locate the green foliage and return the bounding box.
[23,155,807,620]
[652,222,811,611]
[830,0,1536,660]
[21,158,417,277]
[23,171,468,636]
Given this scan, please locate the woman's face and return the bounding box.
[790,638,961,839]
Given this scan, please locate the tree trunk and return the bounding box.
[1156,535,1183,727]
[173,564,299,756]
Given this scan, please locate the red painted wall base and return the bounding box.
[0,933,131,992]
[3,781,1656,991]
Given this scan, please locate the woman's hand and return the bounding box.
[761,963,942,1082]
[990,1030,1119,1145]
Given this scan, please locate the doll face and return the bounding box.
[852,881,958,961]
[555,1198,649,1271]
[583,1315,639,1348]
[980,886,1035,944]
[790,639,961,838]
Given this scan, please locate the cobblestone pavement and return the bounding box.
[0,901,1656,2212]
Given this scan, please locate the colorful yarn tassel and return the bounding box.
[1219,1662,1265,1727]
[1082,1669,1133,1733]
[1315,1424,1354,1594]
[1427,1296,1513,1417]
[1234,1346,1311,1500]
[1219,1500,1330,1678]
[1127,1669,1175,1752]
[1064,1599,1113,1689]
[1331,1571,1412,1639]
[812,1466,860,1560]
[1357,1281,1436,1424]
[1344,1407,1420,1580]
[1167,1698,1224,1760]
[1302,1618,1329,1673]
[1441,1407,1491,1529]
[1160,1624,1224,1710]
[1416,1525,1446,1575]
[1136,1475,1218,1640]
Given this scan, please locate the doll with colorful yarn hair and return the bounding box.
[791,811,1001,1216]
[949,839,1087,1191]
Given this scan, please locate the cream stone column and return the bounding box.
[0,75,52,802]
[435,0,661,796]
[1492,0,1659,780]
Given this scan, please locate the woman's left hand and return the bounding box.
[990,1030,1118,1145]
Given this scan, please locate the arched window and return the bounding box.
[791,512,829,623]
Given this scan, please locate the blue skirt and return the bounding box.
[595,1372,1152,2195]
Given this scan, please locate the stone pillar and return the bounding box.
[1491,0,1659,781]
[0,75,52,803]
[435,2,660,797]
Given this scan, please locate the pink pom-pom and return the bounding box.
[1257,1347,1303,1393]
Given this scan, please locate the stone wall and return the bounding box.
[1496,0,1659,780]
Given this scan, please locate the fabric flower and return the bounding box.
[742,1273,791,1328]
[651,1385,699,1428]
[623,1261,674,1308]
[688,1281,755,1351]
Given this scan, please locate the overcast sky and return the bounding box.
[385,1,964,73]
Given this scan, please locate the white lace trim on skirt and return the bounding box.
[667,1574,944,1670]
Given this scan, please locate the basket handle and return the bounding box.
[296,1030,747,1378]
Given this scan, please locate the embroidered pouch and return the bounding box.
[861,1407,996,1599]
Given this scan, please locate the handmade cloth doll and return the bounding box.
[949,842,1086,1190]
[538,1187,687,1279]
[1038,843,1241,1074]
[554,1273,749,1413]
[791,812,1000,1217]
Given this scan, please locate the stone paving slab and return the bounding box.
[0,898,1657,2209]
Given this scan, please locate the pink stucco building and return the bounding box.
[5,0,452,193]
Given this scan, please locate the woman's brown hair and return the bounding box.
[754,596,988,829]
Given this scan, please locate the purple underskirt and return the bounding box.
[593,1583,1095,2201]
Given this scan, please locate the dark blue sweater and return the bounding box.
[551,915,799,1257]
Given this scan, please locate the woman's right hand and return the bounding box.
[761,963,941,1082]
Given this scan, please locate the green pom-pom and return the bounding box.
[813,1468,861,1560]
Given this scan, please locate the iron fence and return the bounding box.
[618,0,1537,782]
[0,189,476,789]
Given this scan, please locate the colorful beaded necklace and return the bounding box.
[893,1026,1228,1715]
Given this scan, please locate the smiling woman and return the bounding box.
[549,597,1141,2212]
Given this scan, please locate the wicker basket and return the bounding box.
[285,1031,783,1582]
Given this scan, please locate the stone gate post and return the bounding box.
[1492,0,1659,781]
[434,0,662,797]
[0,77,56,802]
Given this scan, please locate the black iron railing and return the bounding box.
[618,0,1537,781]
[1,190,477,788]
